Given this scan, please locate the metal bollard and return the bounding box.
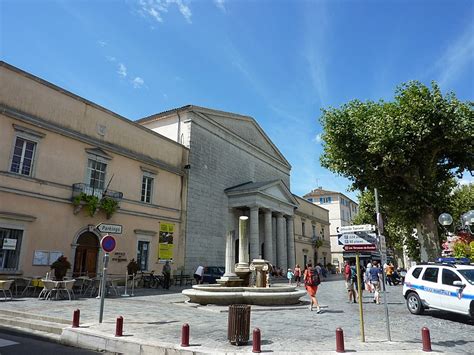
[422,327,432,352]
[336,328,345,353]
[181,323,190,347]
[252,328,261,353]
[115,316,123,337]
[72,309,80,328]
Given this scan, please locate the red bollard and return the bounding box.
[181,323,189,347]
[422,327,432,352]
[72,309,80,328]
[252,328,261,353]
[336,327,345,353]
[115,316,123,337]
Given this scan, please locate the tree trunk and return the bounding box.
[416,208,441,261]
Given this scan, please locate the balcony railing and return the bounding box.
[72,183,123,200]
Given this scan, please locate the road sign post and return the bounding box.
[355,252,365,342]
[99,234,116,324]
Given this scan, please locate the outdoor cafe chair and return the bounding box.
[0,280,14,301]
[73,276,89,296]
[61,280,76,300]
[38,280,59,300]
[18,277,36,297]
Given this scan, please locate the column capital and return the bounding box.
[285,215,294,221]
[250,205,260,212]
[275,212,284,218]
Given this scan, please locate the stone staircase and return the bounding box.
[0,309,70,340]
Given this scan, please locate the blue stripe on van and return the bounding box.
[405,282,474,300]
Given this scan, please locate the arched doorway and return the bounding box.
[73,232,99,277]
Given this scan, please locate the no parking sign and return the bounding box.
[100,234,116,253]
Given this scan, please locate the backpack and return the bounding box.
[305,267,321,286]
[351,266,357,281]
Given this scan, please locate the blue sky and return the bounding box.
[1,0,473,201]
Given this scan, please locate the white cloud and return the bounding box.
[313,133,323,143]
[132,77,145,88]
[138,0,192,24]
[97,40,107,47]
[214,0,226,12]
[432,23,474,88]
[106,56,116,62]
[118,63,127,78]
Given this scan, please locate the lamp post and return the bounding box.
[438,211,474,259]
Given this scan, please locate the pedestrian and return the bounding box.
[344,260,356,303]
[304,263,321,313]
[194,265,204,284]
[386,263,394,286]
[369,261,382,304]
[365,263,374,293]
[287,268,294,285]
[162,261,171,289]
[294,264,302,287]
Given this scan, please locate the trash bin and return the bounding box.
[227,304,251,345]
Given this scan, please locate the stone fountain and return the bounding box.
[182,216,306,305]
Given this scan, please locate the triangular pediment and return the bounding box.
[191,107,290,168]
[226,180,298,208]
[85,147,112,160]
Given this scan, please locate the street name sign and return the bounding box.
[343,244,377,252]
[97,223,123,234]
[336,224,375,233]
[338,233,372,245]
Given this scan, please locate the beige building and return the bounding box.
[293,196,331,268]
[0,62,188,278]
[303,188,359,271]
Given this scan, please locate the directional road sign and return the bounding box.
[338,233,372,245]
[343,244,377,252]
[101,234,116,253]
[97,223,122,234]
[336,224,375,234]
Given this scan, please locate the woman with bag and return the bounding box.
[304,263,321,313]
[293,264,302,287]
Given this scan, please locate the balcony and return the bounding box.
[72,183,123,200]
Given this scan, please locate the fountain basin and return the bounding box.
[182,284,306,305]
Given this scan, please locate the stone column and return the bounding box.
[223,231,237,277]
[272,216,277,265]
[264,210,273,263]
[249,206,260,262]
[277,213,287,270]
[237,216,249,267]
[286,215,295,269]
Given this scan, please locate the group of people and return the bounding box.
[344,260,403,305]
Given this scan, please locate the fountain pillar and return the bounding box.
[235,216,251,285]
[218,230,243,286]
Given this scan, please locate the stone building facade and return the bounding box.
[138,107,302,274]
[0,62,188,278]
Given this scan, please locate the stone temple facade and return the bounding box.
[138,106,299,274]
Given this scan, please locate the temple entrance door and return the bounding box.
[73,232,99,277]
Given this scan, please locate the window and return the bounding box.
[0,228,23,271]
[312,225,316,239]
[422,267,439,283]
[301,222,305,236]
[137,241,150,271]
[10,137,37,176]
[306,198,313,202]
[442,269,461,286]
[141,175,154,203]
[87,159,107,190]
[319,196,332,204]
[411,267,423,279]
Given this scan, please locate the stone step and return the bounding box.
[0,309,71,325]
[0,314,66,335]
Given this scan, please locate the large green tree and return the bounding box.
[320,81,473,261]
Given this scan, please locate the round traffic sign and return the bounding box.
[101,234,116,253]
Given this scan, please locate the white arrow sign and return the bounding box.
[338,233,372,245]
[97,223,123,234]
[337,224,375,234]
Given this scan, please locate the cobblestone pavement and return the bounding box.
[1,275,473,353]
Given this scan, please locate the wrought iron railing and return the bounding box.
[72,183,123,200]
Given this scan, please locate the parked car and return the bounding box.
[202,266,225,284]
[403,259,474,318]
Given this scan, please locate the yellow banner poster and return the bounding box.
[158,223,174,262]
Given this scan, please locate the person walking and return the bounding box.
[386,263,394,286]
[344,260,356,303]
[287,268,294,285]
[304,263,321,313]
[365,263,374,293]
[194,265,204,284]
[162,261,171,289]
[369,261,382,304]
[294,264,302,287]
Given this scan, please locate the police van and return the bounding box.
[402,258,474,318]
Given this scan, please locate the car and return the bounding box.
[202,266,225,284]
[402,259,474,318]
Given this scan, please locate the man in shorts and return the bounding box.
[344,260,356,303]
[369,261,382,304]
